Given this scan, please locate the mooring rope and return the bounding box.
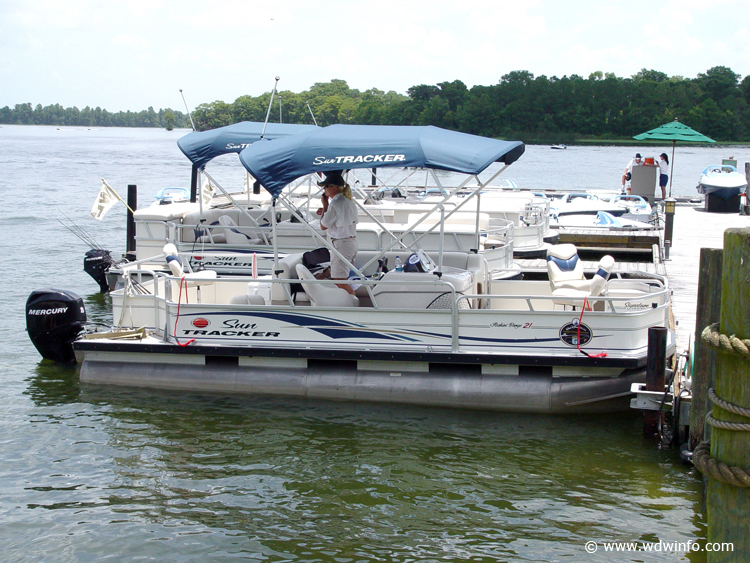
[693,389,750,487]
[693,442,750,487]
[701,322,750,359]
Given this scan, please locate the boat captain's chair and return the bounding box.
[549,252,616,310]
[588,255,615,297]
[546,244,588,292]
[218,215,263,245]
[296,264,359,307]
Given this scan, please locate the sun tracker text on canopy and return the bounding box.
[177,122,320,170]
[238,124,525,198]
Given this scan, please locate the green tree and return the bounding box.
[695,66,740,104]
[164,109,175,131]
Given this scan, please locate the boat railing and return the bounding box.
[478,285,670,311]
[142,268,669,311]
[118,251,191,275]
[134,219,175,244]
[115,266,165,329]
[122,269,672,353]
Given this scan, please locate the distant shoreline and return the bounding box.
[2,122,749,148]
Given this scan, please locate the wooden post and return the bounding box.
[690,248,723,451]
[125,184,137,259]
[707,228,750,561]
[644,326,668,437]
[664,199,675,259]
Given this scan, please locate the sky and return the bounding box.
[2,0,749,113]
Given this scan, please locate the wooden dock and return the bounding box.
[664,204,749,353]
[557,228,660,252]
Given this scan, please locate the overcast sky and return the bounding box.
[2,0,749,113]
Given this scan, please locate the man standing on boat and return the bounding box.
[317,172,359,295]
[621,153,643,193]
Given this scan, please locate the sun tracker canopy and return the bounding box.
[238,124,525,197]
[177,122,320,170]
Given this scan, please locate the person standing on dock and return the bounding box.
[656,153,669,201]
[621,153,643,193]
[317,172,359,295]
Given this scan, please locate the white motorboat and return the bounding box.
[32,125,674,415]
[551,144,567,150]
[696,165,747,200]
[550,193,626,218]
[552,210,657,231]
[608,195,652,216]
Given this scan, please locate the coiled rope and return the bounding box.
[692,322,750,487]
[701,322,750,359]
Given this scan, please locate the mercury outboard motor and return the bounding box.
[26,289,86,363]
[84,248,114,293]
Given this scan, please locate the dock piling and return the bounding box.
[125,184,137,260]
[704,228,750,560]
[664,199,676,259]
[644,326,668,437]
[690,248,723,452]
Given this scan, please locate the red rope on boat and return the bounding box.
[578,296,607,358]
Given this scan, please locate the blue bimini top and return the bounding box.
[237,124,525,197]
[177,121,319,170]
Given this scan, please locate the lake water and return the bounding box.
[3,125,745,562]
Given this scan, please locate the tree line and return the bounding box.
[0,104,190,130]
[2,66,749,141]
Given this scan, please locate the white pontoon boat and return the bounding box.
[30,125,673,414]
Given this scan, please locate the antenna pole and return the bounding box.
[306,101,318,126]
[179,89,196,131]
[261,76,280,139]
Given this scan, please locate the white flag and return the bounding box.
[201,179,215,208]
[90,181,119,220]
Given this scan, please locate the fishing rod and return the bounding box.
[58,212,103,250]
[179,89,196,131]
[261,76,280,139]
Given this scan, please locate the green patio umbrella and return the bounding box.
[633,118,715,197]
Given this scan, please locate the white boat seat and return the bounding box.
[547,244,588,291]
[163,244,216,286]
[370,269,472,309]
[551,255,615,309]
[218,215,263,245]
[589,255,615,296]
[270,253,308,303]
[296,264,359,307]
[178,270,218,287]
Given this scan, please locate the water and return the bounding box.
[3,125,743,562]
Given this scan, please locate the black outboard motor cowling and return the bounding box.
[26,289,86,363]
[84,248,114,293]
